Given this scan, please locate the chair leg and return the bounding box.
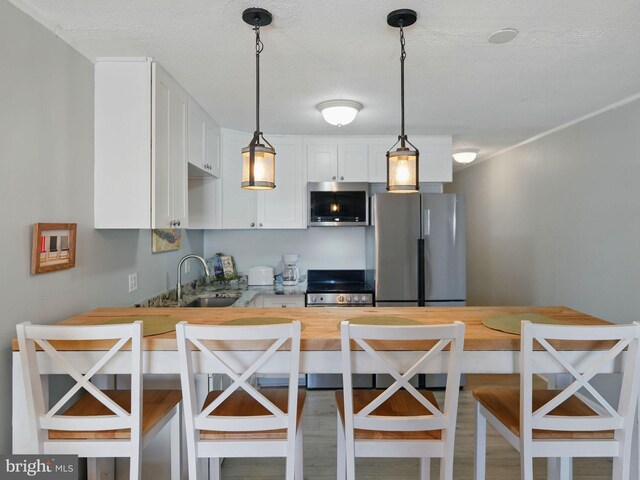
[87,458,97,480]
[295,424,304,480]
[474,402,486,480]
[337,413,346,480]
[170,405,181,480]
[558,457,572,479]
[420,457,430,480]
[209,458,221,480]
[130,449,141,480]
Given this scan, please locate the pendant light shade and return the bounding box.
[386,9,419,193]
[241,8,276,190]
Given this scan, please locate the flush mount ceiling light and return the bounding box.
[452,149,479,164]
[386,9,419,193]
[488,28,518,44]
[241,7,276,190]
[316,100,362,127]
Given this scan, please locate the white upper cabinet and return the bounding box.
[220,129,305,229]
[95,58,188,229]
[188,98,220,177]
[306,140,368,182]
[367,135,453,184]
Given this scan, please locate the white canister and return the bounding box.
[248,266,274,285]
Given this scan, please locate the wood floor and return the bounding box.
[218,375,612,479]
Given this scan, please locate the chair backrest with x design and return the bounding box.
[16,321,143,450]
[520,320,640,442]
[340,321,465,434]
[176,321,302,437]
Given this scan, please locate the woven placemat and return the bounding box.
[103,316,180,337]
[338,316,422,329]
[482,313,570,335]
[221,317,305,330]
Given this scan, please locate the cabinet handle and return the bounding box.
[259,223,263,227]
[170,220,175,227]
[282,304,287,308]
[340,176,344,180]
[177,220,181,226]
[250,222,255,227]
[332,176,336,180]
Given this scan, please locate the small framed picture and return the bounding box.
[31,223,77,274]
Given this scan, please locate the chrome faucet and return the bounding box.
[177,255,211,305]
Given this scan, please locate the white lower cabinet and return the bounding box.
[251,295,305,308]
[220,129,305,229]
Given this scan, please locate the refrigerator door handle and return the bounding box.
[423,209,431,237]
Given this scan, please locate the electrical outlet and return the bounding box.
[128,273,138,293]
[184,261,191,274]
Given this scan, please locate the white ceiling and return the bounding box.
[10,0,640,164]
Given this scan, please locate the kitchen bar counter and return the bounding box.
[11,305,611,352]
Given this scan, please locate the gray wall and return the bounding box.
[448,98,640,325]
[0,1,203,453]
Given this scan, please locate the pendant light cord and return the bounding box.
[254,22,264,137]
[399,22,406,147]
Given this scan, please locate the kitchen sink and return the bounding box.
[182,297,238,308]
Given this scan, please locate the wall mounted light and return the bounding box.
[241,8,276,190]
[386,9,419,193]
[316,100,362,127]
[452,149,479,164]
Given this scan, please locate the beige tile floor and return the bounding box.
[218,376,612,479]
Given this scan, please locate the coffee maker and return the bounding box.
[282,254,300,286]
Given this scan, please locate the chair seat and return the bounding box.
[335,389,442,440]
[200,388,306,440]
[472,388,614,440]
[49,389,181,440]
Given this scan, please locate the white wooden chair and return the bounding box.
[336,320,466,480]
[16,320,181,480]
[473,320,640,480]
[175,320,305,480]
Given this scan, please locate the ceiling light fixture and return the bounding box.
[241,8,275,190]
[316,100,362,127]
[452,149,479,164]
[386,9,419,193]
[488,28,518,44]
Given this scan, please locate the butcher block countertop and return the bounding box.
[12,306,613,352]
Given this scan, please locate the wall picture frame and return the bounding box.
[151,228,182,253]
[31,223,77,274]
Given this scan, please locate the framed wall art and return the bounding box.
[31,223,77,274]
[152,228,182,253]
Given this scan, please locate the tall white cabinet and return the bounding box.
[95,58,188,229]
[220,129,305,229]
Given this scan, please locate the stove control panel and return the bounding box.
[306,293,373,306]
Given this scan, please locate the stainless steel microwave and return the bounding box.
[307,182,369,226]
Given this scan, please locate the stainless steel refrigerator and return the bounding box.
[366,193,466,307]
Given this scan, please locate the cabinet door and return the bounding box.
[220,129,257,229]
[307,144,338,182]
[153,65,188,228]
[170,81,189,227]
[368,138,392,183]
[338,143,368,181]
[152,65,173,228]
[257,136,305,229]
[205,121,220,177]
[261,295,305,308]
[187,100,207,173]
[412,135,452,183]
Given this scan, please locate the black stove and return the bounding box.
[306,270,374,307]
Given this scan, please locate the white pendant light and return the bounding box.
[316,100,362,127]
[452,149,479,164]
[241,8,276,190]
[386,9,419,193]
